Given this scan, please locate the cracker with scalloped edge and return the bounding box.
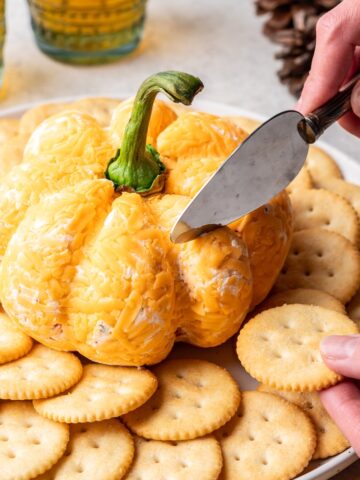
[0,344,82,400]
[215,391,316,480]
[124,435,222,480]
[254,288,345,316]
[0,401,69,480]
[237,304,358,391]
[34,364,157,423]
[258,384,349,459]
[274,229,360,303]
[306,145,343,184]
[286,167,313,194]
[315,177,360,219]
[348,287,360,330]
[35,419,134,480]
[289,188,359,244]
[0,312,33,364]
[123,359,241,441]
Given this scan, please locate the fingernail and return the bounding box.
[321,335,360,360]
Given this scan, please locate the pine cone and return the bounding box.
[255,0,341,97]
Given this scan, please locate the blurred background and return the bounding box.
[1,0,358,161]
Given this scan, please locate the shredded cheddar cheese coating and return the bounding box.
[157,113,293,312]
[232,191,293,308]
[157,111,248,160]
[148,194,253,347]
[0,99,292,365]
[0,112,115,259]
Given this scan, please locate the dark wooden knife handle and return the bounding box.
[297,72,360,144]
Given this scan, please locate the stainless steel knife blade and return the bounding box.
[170,110,308,243]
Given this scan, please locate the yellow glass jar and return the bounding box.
[27,0,147,64]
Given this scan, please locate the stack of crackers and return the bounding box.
[0,106,360,480]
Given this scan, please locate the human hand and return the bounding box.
[320,335,360,455]
[297,0,360,137]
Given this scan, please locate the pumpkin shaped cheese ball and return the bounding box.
[0,71,291,365]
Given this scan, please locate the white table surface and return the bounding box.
[3,0,359,163]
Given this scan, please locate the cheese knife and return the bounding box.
[170,73,360,243]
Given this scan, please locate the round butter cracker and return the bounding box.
[254,288,345,316]
[124,435,222,480]
[258,384,349,459]
[34,364,157,423]
[348,287,360,329]
[0,401,69,480]
[123,359,241,441]
[0,312,33,364]
[314,177,360,219]
[286,167,313,194]
[306,145,343,184]
[274,229,360,303]
[289,188,359,244]
[237,304,358,391]
[0,344,82,400]
[35,420,134,480]
[215,391,316,480]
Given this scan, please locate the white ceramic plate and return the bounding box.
[0,97,358,479]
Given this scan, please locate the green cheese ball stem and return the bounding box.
[106,71,204,194]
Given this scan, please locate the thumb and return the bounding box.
[321,335,360,379]
[351,80,360,118]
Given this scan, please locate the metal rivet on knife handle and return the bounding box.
[298,71,360,144]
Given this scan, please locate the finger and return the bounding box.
[351,80,360,117]
[338,111,360,137]
[298,0,360,114]
[343,46,360,83]
[301,48,360,136]
[336,51,360,136]
[320,381,360,455]
[320,335,360,379]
